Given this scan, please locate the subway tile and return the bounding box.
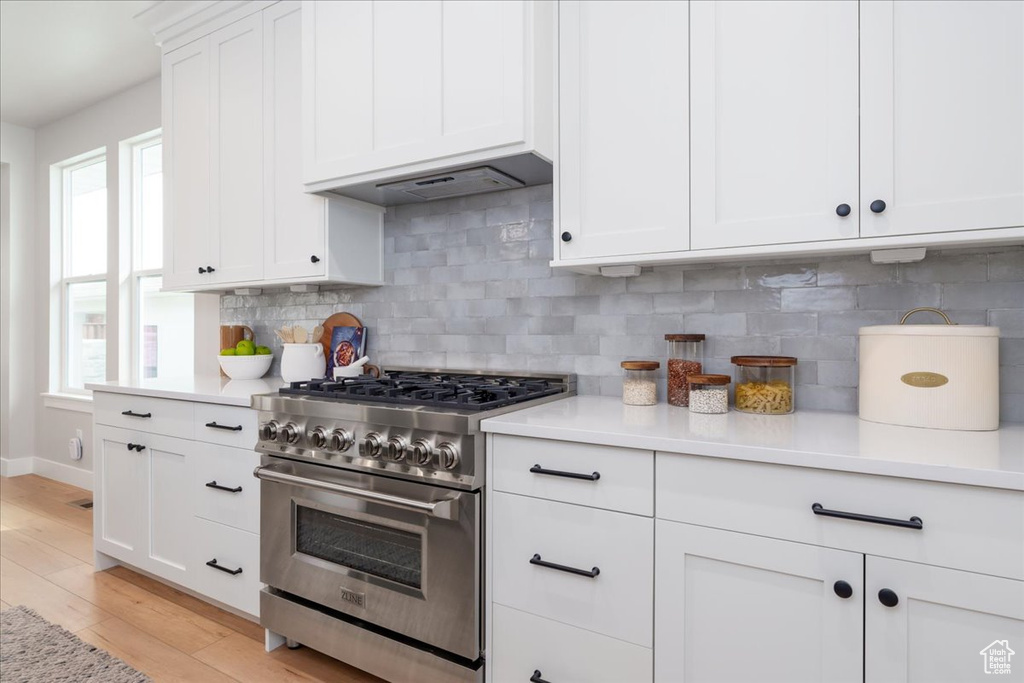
[553,335,599,355]
[486,242,531,262]
[1001,339,1024,366]
[747,313,817,337]
[600,293,655,315]
[857,284,940,310]
[528,239,554,261]
[817,310,900,335]
[550,295,600,316]
[796,386,858,413]
[683,312,747,337]
[999,366,1024,394]
[448,210,486,231]
[989,250,1024,281]
[626,270,685,294]
[529,317,576,334]
[817,360,859,387]
[652,291,715,314]
[485,317,530,335]
[782,287,858,312]
[507,297,552,316]
[744,264,816,289]
[575,314,627,335]
[624,314,686,336]
[445,282,487,300]
[530,200,554,220]
[409,215,448,235]
[817,258,897,286]
[899,254,988,284]
[464,299,507,317]
[683,267,744,291]
[989,309,1024,338]
[486,204,530,226]
[528,276,576,297]
[507,335,552,354]
[714,289,782,313]
[446,318,487,335]
[485,279,529,299]
[708,336,781,359]
[447,246,488,266]
[943,282,1024,310]
[1000,398,1024,424]
[781,336,857,361]
[576,276,627,296]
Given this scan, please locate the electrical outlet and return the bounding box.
[76,429,83,441]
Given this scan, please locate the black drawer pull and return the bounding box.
[530,464,600,481]
[121,410,152,419]
[530,671,551,683]
[206,559,243,575]
[205,421,243,432]
[812,503,922,529]
[126,443,145,452]
[205,481,242,493]
[530,554,600,578]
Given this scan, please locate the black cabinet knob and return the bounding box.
[870,199,887,214]
[310,255,320,263]
[561,231,572,242]
[878,588,899,607]
[836,203,851,217]
[206,265,216,273]
[833,580,853,599]
[198,267,207,274]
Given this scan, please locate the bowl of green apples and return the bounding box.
[218,339,273,379]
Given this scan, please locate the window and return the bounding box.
[59,154,108,393]
[129,136,194,381]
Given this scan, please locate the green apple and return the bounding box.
[220,348,236,356]
[235,340,256,356]
[255,345,272,355]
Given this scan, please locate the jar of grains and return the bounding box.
[621,360,660,406]
[731,356,798,415]
[687,374,730,414]
[665,334,705,407]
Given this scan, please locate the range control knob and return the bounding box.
[278,422,300,444]
[308,426,330,450]
[329,429,354,452]
[435,442,461,470]
[384,436,407,462]
[258,421,279,442]
[360,432,385,458]
[407,439,433,466]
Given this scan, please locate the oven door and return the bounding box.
[255,457,480,660]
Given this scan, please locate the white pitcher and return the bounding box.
[280,343,326,383]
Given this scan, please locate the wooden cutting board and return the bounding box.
[320,312,364,362]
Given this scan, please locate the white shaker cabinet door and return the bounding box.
[95,428,146,559]
[865,556,1024,683]
[655,521,863,683]
[142,440,192,585]
[208,14,264,284]
[162,40,212,290]
[263,0,327,281]
[303,0,526,185]
[689,0,859,250]
[861,1,1024,238]
[557,0,689,260]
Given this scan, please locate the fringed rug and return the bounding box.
[0,606,150,682]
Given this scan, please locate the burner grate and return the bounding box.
[280,371,564,410]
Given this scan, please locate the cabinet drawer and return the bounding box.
[492,492,653,647]
[491,603,652,683]
[492,435,653,516]
[94,392,194,439]
[193,444,260,534]
[657,454,1024,580]
[191,517,260,617]
[193,403,258,449]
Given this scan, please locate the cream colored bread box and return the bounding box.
[859,309,999,431]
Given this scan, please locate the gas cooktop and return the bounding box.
[280,369,565,411]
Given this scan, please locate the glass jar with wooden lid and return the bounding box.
[665,334,705,407]
[621,360,659,406]
[731,356,798,415]
[687,374,730,414]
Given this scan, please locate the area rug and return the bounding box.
[0,606,150,682]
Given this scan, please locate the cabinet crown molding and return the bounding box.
[135,0,274,52]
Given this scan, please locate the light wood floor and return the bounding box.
[0,473,383,683]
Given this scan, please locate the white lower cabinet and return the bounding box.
[655,521,864,683]
[94,392,261,618]
[865,557,1024,683]
[491,604,653,683]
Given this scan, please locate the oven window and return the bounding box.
[295,506,423,588]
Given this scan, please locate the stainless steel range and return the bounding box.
[252,368,575,683]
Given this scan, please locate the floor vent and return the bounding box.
[68,498,93,510]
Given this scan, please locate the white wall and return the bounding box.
[0,121,37,474]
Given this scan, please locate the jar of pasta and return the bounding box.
[621,360,659,406]
[731,356,797,415]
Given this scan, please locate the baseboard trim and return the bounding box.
[0,457,33,478]
[0,456,93,491]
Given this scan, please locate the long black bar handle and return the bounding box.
[812,503,923,530]
[206,559,243,575]
[205,421,243,432]
[205,481,243,493]
[530,464,600,481]
[530,671,551,683]
[121,410,152,419]
[530,554,600,578]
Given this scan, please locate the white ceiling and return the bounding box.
[0,0,160,128]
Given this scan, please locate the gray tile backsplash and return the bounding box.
[221,184,1024,422]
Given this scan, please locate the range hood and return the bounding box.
[377,167,525,201]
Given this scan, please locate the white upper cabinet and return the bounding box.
[302,0,554,198]
[208,15,264,285]
[557,0,689,261]
[860,0,1024,238]
[690,0,860,250]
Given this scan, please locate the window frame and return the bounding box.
[128,132,165,383]
[57,151,108,396]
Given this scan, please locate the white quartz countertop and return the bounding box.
[86,376,285,408]
[481,396,1024,491]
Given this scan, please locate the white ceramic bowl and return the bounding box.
[218,353,273,380]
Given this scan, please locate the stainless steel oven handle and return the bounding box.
[253,465,459,520]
